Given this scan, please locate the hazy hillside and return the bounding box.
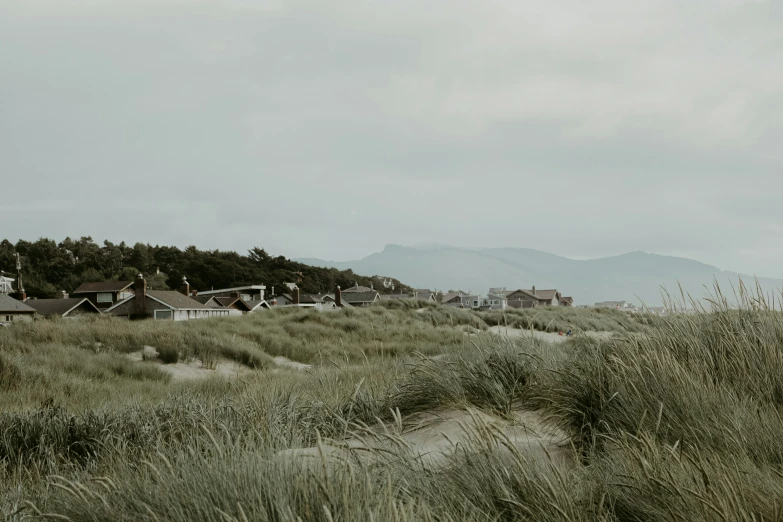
[298,245,783,306]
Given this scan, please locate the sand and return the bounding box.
[127,347,312,380]
[273,356,312,371]
[488,325,614,343]
[277,407,572,471]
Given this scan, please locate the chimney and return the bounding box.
[134,274,147,316]
[370,281,374,291]
[58,290,69,299]
[293,287,300,305]
[13,252,25,301]
[191,289,198,297]
[532,286,536,296]
[179,276,190,296]
[230,291,240,299]
[335,285,342,308]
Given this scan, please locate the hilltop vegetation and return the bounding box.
[3,298,782,520]
[0,237,412,298]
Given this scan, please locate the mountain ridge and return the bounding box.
[297,245,781,306]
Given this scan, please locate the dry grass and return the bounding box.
[4,292,783,520]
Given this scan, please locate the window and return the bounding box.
[5,315,11,322]
[154,310,173,320]
[97,293,113,303]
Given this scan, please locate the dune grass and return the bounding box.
[5,295,783,520]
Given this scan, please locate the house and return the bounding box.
[595,301,636,311]
[506,288,545,308]
[0,275,14,294]
[441,293,465,307]
[194,293,256,313]
[245,300,271,312]
[106,275,237,320]
[415,289,437,302]
[560,296,574,307]
[25,296,101,318]
[379,294,411,301]
[488,287,510,297]
[72,281,134,309]
[486,293,508,310]
[271,288,345,311]
[525,288,562,306]
[342,282,375,293]
[194,295,223,308]
[341,291,380,307]
[194,284,266,305]
[0,294,36,325]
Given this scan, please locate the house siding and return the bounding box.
[77,290,134,309]
[1,312,34,325]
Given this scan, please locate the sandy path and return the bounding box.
[126,347,253,381]
[278,407,572,471]
[273,356,312,370]
[488,326,614,343]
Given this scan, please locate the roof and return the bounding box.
[193,295,223,308]
[320,294,353,307]
[24,298,100,317]
[73,281,133,294]
[342,285,374,293]
[506,289,539,300]
[441,293,463,304]
[524,289,560,301]
[0,294,37,314]
[488,287,509,296]
[246,300,270,311]
[146,291,207,310]
[215,297,253,311]
[379,294,412,300]
[341,291,379,304]
[195,285,266,297]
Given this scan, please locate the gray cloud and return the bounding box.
[1,0,781,276]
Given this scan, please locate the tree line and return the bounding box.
[0,237,411,299]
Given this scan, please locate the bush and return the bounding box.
[157,345,180,364]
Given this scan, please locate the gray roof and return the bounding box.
[25,298,100,317]
[441,293,463,304]
[193,295,223,308]
[0,294,37,314]
[215,297,252,311]
[341,291,379,304]
[73,281,133,294]
[147,291,207,310]
[379,294,412,300]
[342,285,374,293]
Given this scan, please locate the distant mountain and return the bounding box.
[297,245,783,306]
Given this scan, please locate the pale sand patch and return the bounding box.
[126,347,254,381]
[277,408,572,471]
[273,356,312,371]
[488,325,614,343]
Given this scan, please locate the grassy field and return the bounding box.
[3,299,777,521]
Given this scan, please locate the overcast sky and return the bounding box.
[2,0,781,276]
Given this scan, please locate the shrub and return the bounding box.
[157,345,180,364]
